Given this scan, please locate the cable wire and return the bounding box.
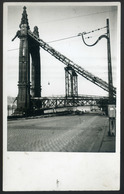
[39,9,117,24]
[82,26,107,35]
[47,35,79,43]
[7,24,108,51]
[8,9,117,31]
[8,34,81,51]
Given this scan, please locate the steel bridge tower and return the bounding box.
[15,7,41,112]
[65,66,78,97]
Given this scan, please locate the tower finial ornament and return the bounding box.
[19,6,30,29]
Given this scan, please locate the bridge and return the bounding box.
[12,6,116,115]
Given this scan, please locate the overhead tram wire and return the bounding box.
[37,9,117,24]
[80,26,107,40]
[8,25,107,51]
[8,34,80,51]
[48,26,107,43]
[8,9,117,31]
[80,26,107,36]
[47,35,79,43]
[7,9,116,52]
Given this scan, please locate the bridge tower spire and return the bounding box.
[17,6,30,112]
[19,6,30,29]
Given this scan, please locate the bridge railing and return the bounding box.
[30,95,112,110]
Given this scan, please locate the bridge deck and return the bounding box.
[7,114,115,152]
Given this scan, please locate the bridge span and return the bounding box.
[31,95,109,110]
[11,6,116,116]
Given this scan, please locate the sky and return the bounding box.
[3,2,120,97]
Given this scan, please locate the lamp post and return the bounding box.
[80,19,113,103]
[80,19,115,136]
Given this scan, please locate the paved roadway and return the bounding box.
[7,115,115,152]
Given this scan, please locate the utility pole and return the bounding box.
[106,19,116,136]
[80,18,114,103]
[80,18,116,136]
[106,19,113,104]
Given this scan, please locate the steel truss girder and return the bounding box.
[31,96,109,110]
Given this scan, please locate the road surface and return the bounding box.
[7,114,115,152]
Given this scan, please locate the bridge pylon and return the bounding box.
[65,66,78,98]
[13,6,41,113]
[17,6,30,112]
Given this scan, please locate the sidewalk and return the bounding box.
[99,124,115,152]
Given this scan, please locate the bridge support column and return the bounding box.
[30,26,41,98]
[17,7,30,112]
[14,7,41,115]
[65,66,78,97]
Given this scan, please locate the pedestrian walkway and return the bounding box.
[99,125,115,152]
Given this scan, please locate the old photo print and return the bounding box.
[3,2,120,191]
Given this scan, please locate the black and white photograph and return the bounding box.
[3,2,120,191]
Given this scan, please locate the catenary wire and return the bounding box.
[7,34,81,51]
[8,9,117,30]
[8,25,108,51]
[35,9,117,24]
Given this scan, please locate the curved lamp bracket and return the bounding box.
[80,33,108,47]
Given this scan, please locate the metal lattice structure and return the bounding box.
[65,66,78,97]
[28,30,116,96]
[12,7,116,114]
[31,96,109,110]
